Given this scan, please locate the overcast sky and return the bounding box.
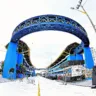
[0,0,96,68]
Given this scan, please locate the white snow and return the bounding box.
[0,76,96,96]
[38,76,96,96]
[0,75,10,83]
[0,77,38,96]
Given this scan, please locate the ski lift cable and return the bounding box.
[83,0,89,6]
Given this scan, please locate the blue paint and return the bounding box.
[16,53,24,78]
[17,53,23,65]
[32,69,36,76]
[84,47,94,69]
[3,42,18,79]
[11,15,89,54]
[16,73,24,78]
[76,54,83,60]
[67,55,76,60]
[85,77,92,80]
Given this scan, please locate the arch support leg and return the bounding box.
[67,55,76,60]
[17,53,23,66]
[76,54,83,60]
[3,42,18,79]
[84,47,94,69]
[32,69,36,76]
[16,53,24,78]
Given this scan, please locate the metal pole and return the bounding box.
[63,69,67,85]
[63,69,65,84]
[81,5,96,32]
[64,71,67,85]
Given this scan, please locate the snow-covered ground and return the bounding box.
[0,75,10,83]
[39,76,96,96]
[57,78,92,87]
[0,76,38,96]
[0,76,96,96]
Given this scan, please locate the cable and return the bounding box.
[83,0,88,6]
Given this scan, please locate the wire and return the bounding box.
[85,25,96,28]
[83,0,88,6]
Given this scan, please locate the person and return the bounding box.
[27,75,35,85]
[20,73,24,82]
[32,76,35,84]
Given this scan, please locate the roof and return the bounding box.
[6,40,35,67]
[47,42,79,68]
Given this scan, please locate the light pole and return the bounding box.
[70,0,96,33]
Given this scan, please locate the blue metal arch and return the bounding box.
[11,14,89,53]
[3,14,94,80]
